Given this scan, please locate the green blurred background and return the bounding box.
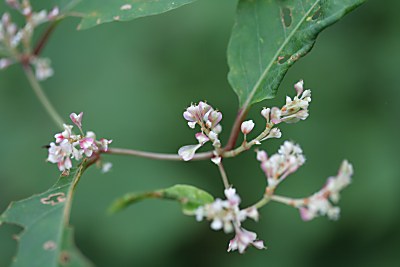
[1,0,399,266]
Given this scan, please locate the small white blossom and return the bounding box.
[178,144,202,161]
[0,58,13,69]
[228,227,265,254]
[47,112,112,172]
[70,112,83,129]
[241,120,255,135]
[211,156,221,165]
[101,162,113,173]
[195,187,264,253]
[297,160,353,221]
[179,101,223,160]
[32,58,54,80]
[294,80,304,96]
[257,141,305,187]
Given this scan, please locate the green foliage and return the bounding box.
[227,0,365,107]
[58,0,198,30]
[109,184,214,215]
[0,165,91,267]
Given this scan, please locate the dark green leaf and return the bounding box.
[60,0,198,30]
[109,184,214,215]
[0,165,92,267]
[228,0,365,107]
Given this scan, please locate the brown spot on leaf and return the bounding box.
[277,55,290,64]
[59,251,70,265]
[40,193,66,206]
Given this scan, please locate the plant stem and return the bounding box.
[253,195,271,209]
[225,108,248,151]
[217,162,230,189]
[270,195,303,207]
[23,65,65,129]
[34,20,61,56]
[105,147,213,161]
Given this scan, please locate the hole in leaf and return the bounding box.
[281,7,292,27]
[277,55,290,64]
[312,7,321,20]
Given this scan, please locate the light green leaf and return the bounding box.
[0,164,92,267]
[60,0,198,30]
[228,0,365,107]
[109,184,214,215]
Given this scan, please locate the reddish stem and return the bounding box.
[33,20,60,56]
[224,107,248,151]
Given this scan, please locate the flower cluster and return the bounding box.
[236,80,311,149]
[47,112,112,172]
[298,160,353,221]
[262,80,311,125]
[0,0,59,80]
[195,188,265,253]
[257,141,305,188]
[178,101,222,161]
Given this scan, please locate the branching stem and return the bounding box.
[23,65,65,129]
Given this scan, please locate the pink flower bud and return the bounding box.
[70,112,83,128]
[261,108,270,122]
[48,7,59,20]
[195,132,209,145]
[294,80,304,96]
[240,120,255,135]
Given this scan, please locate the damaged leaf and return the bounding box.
[227,0,365,107]
[0,164,92,267]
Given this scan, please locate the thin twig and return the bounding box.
[23,65,65,129]
[105,147,213,161]
[217,162,230,189]
[34,20,61,56]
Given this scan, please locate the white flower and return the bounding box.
[241,120,255,135]
[257,141,305,187]
[79,137,97,157]
[101,162,113,173]
[179,101,223,160]
[294,80,304,96]
[32,57,54,80]
[178,144,202,161]
[297,160,353,221]
[194,187,264,253]
[70,112,83,129]
[228,228,265,254]
[47,112,112,172]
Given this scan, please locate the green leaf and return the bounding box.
[0,164,92,267]
[228,0,365,107]
[109,184,214,215]
[60,0,198,30]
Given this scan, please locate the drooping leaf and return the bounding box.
[228,0,365,107]
[109,184,214,215]
[59,0,198,30]
[0,164,92,267]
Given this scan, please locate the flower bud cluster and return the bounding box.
[261,80,311,125]
[257,141,305,188]
[195,188,265,253]
[179,101,222,161]
[0,0,59,80]
[47,112,112,172]
[298,160,353,221]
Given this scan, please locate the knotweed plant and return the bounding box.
[0,0,365,265]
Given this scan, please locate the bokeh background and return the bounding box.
[1,0,399,266]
